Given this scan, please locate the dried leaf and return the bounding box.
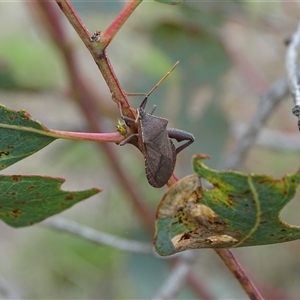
[154,155,300,256]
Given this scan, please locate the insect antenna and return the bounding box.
[146,61,179,97]
[140,61,179,109]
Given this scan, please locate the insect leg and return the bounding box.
[167,128,195,154]
[119,133,139,146]
[116,100,137,125]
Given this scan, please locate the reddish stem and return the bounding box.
[55,0,90,43]
[101,0,142,48]
[167,174,178,187]
[215,249,264,300]
[54,0,137,120]
[51,130,124,143]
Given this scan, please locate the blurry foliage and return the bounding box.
[150,9,230,168]
[18,230,122,299]
[0,1,299,299]
[0,35,64,90]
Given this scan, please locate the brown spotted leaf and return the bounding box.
[154,155,300,256]
[0,105,56,170]
[0,175,101,227]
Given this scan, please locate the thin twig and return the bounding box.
[218,72,296,300]
[153,250,214,300]
[153,251,199,300]
[100,0,142,48]
[215,249,263,300]
[154,248,262,299]
[41,217,154,254]
[54,0,135,119]
[223,72,296,170]
[286,22,300,107]
[286,22,300,129]
[0,123,123,143]
[232,122,300,150]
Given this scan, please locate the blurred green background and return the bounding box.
[0,1,300,299]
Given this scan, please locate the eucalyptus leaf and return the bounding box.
[154,155,300,256]
[0,105,56,170]
[0,175,101,227]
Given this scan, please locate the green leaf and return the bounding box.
[0,105,56,170]
[154,155,300,256]
[0,175,101,227]
[0,105,102,227]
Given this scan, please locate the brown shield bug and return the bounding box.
[119,62,195,188]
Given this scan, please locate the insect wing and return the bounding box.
[144,135,176,188]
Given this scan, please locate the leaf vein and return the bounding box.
[233,176,261,247]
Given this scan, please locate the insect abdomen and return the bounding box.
[145,142,176,188]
